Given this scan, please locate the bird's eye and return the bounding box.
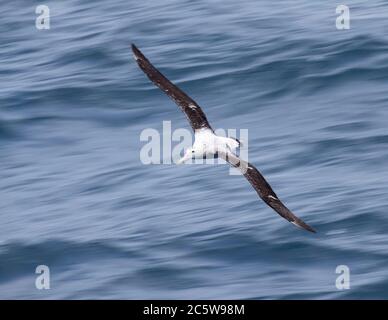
[191,150,195,153]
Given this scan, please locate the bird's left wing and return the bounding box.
[131,44,212,131]
[218,150,316,233]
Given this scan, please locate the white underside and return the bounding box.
[178,128,239,164]
[193,128,239,154]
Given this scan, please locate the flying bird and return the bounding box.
[131,44,316,233]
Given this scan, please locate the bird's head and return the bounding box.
[177,147,195,165]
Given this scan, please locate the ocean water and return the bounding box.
[1,0,388,299]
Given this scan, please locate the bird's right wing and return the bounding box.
[131,44,212,131]
[218,151,316,233]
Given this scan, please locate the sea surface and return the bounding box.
[1,0,388,299]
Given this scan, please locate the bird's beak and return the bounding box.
[177,156,187,165]
[177,152,191,165]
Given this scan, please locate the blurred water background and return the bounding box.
[1,0,388,299]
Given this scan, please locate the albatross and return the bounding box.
[131,44,316,233]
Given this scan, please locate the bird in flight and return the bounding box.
[131,44,316,233]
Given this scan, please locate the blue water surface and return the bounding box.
[1,0,388,299]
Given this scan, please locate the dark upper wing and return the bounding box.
[219,151,316,233]
[131,44,212,131]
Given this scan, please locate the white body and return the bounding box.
[178,128,239,164]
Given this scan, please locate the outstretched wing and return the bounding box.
[219,151,316,233]
[131,44,212,131]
